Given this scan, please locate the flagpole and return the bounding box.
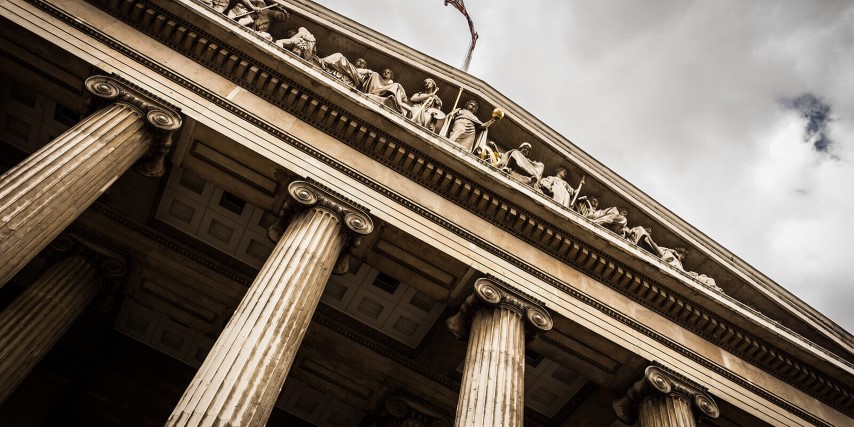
[444,0,478,72]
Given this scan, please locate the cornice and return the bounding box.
[18,0,851,421]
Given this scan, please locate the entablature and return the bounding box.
[171,0,854,363]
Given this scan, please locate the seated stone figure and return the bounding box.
[576,197,628,232]
[361,68,410,115]
[442,99,486,152]
[408,78,444,132]
[203,0,230,12]
[497,142,545,186]
[539,167,579,209]
[275,27,318,63]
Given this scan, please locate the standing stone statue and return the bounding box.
[540,167,581,209]
[408,78,444,132]
[497,142,545,186]
[443,99,487,152]
[361,68,410,115]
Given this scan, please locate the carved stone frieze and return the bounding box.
[612,365,720,425]
[447,276,553,340]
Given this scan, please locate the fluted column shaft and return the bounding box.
[0,75,181,288]
[638,395,696,427]
[457,307,526,426]
[448,278,553,427]
[167,181,373,427]
[0,254,98,403]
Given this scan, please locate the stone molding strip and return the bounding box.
[22,0,848,421]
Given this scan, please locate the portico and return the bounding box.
[0,0,851,426]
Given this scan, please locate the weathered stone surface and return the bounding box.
[449,277,552,427]
[167,180,372,427]
[0,253,98,404]
[0,75,180,288]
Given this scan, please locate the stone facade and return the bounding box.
[0,0,851,426]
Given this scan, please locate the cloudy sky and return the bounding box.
[310,0,854,332]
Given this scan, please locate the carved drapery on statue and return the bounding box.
[442,99,485,152]
[498,142,545,186]
[361,68,411,115]
[408,78,445,132]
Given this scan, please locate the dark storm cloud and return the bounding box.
[785,94,834,153]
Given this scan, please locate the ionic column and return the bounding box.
[612,365,720,427]
[446,277,553,427]
[167,180,373,427]
[0,235,127,404]
[0,75,181,287]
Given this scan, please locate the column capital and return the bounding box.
[613,365,720,424]
[84,75,182,132]
[267,179,374,274]
[50,233,129,279]
[85,75,182,177]
[286,180,374,235]
[267,179,374,239]
[370,391,451,427]
[447,276,553,340]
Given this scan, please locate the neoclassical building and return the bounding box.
[0,1,851,426]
